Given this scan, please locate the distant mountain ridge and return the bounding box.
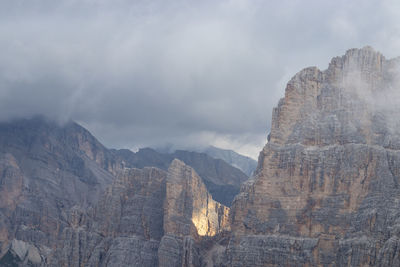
[154,145,258,177]
[201,146,257,176]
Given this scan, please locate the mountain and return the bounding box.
[155,145,258,177]
[0,116,118,266]
[0,116,241,266]
[201,146,257,176]
[112,148,249,206]
[226,47,400,266]
[3,47,400,267]
[54,160,229,267]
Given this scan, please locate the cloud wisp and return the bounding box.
[1,0,400,158]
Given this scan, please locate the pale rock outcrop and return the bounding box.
[227,47,400,266]
[115,148,249,206]
[159,159,230,267]
[164,159,230,238]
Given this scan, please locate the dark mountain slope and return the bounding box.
[0,116,116,266]
[201,146,257,176]
[0,116,247,265]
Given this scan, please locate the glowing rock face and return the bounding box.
[164,159,230,238]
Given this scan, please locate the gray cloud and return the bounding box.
[1,0,400,158]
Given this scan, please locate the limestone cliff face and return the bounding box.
[228,47,400,266]
[0,117,115,267]
[64,122,121,175]
[0,117,237,266]
[51,167,167,267]
[49,160,230,267]
[4,47,400,267]
[164,159,230,238]
[115,148,248,206]
[159,159,229,267]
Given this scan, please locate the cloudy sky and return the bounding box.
[1,0,400,159]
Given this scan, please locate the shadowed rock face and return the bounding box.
[227,47,400,266]
[0,117,116,266]
[201,146,257,177]
[50,161,229,267]
[51,167,167,267]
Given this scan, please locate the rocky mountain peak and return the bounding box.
[339,46,384,72]
[0,116,117,172]
[228,47,400,266]
[269,47,400,149]
[326,46,387,90]
[3,47,400,266]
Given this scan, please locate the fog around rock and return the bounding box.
[1,0,400,158]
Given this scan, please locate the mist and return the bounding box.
[1,0,400,158]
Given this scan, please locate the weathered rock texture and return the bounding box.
[0,117,232,266]
[51,167,167,267]
[159,160,230,267]
[51,160,230,267]
[115,148,249,206]
[0,117,116,266]
[164,159,230,238]
[159,159,230,267]
[0,117,239,266]
[227,47,400,266]
[2,47,400,267]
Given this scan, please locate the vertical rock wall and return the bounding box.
[227,47,400,266]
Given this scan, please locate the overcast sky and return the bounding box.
[1,0,400,159]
